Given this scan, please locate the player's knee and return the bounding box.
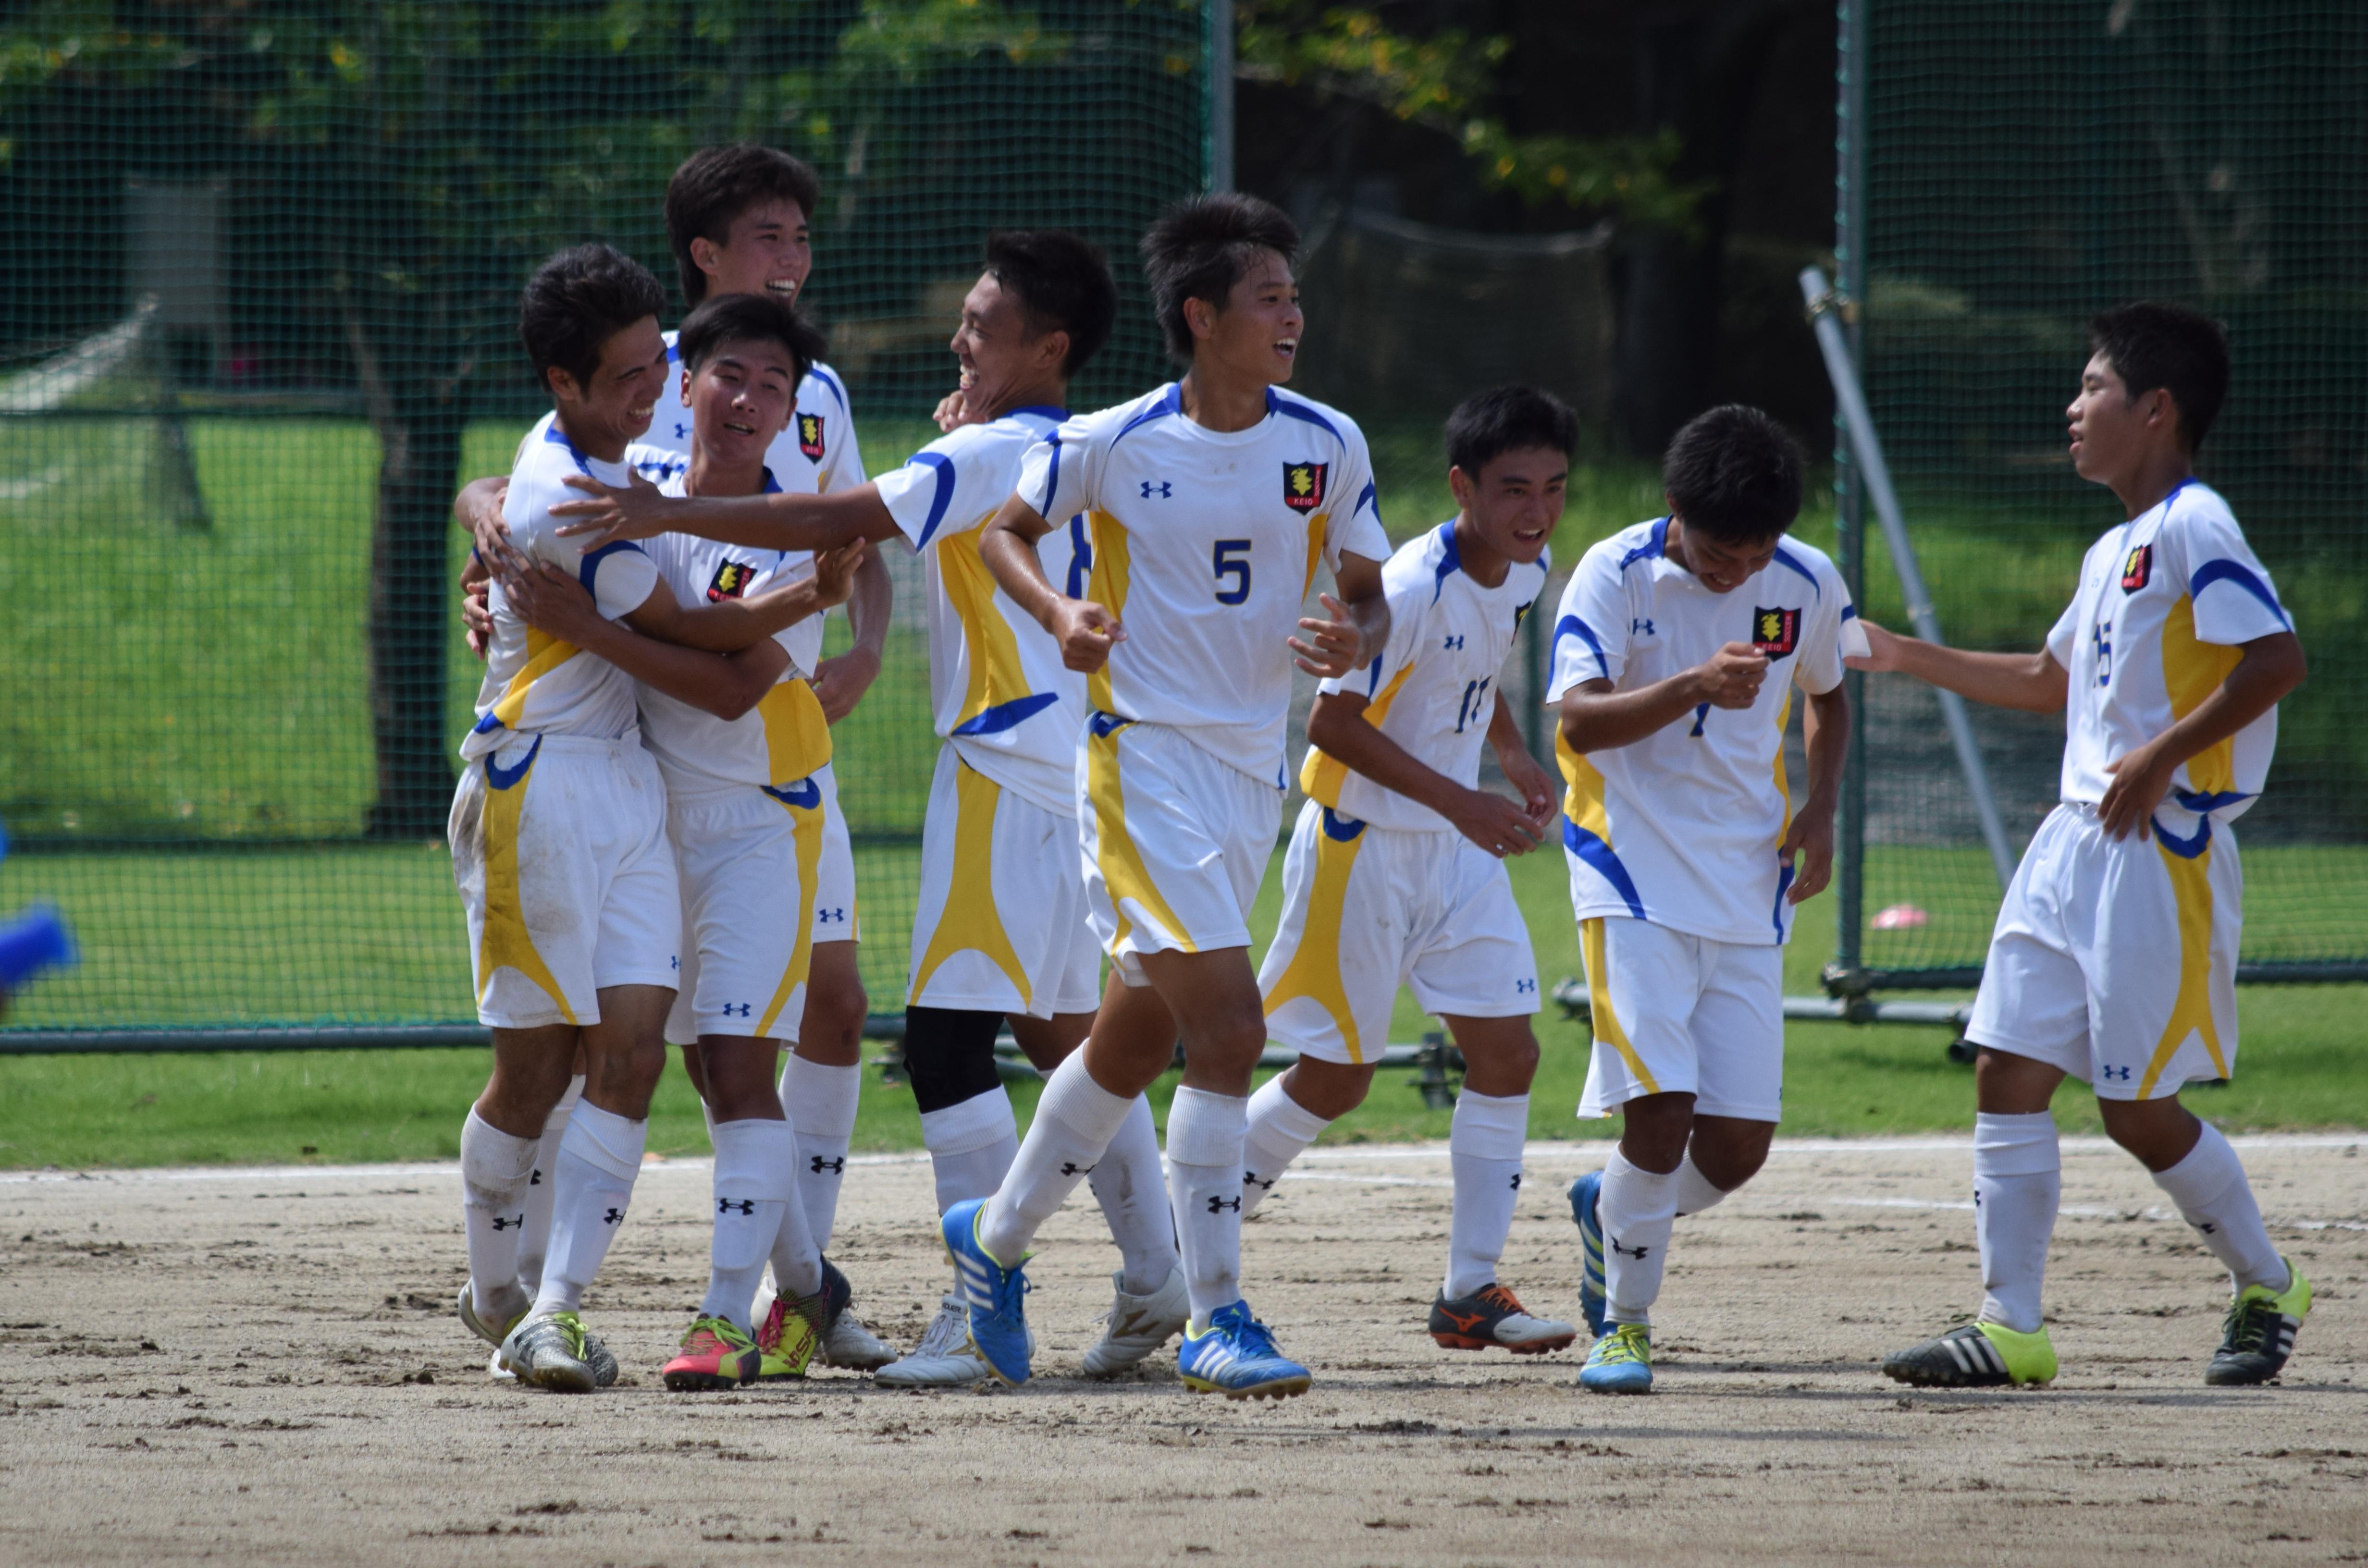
[1194,996,1269,1070]
[901,1007,1006,1115]
[1616,1091,1695,1173]
[813,973,869,1047]
[2097,1095,2198,1173]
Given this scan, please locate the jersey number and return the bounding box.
[1212,539,1252,604]
[2092,618,2113,686]
[1454,677,1492,734]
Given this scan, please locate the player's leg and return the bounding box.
[659,1035,795,1391]
[1242,1058,1375,1217]
[515,1055,583,1300]
[907,1005,1020,1213]
[461,1024,577,1344]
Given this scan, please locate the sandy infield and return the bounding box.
[1,1135,2362,1567]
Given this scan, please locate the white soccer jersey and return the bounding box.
[875,404,1092,818]
[1546,517,1861,945]
[1301,520,1551,832]
[633,470,834,790]
[1017,383,1391,785]
[2046,479,2288,829]
[463,413,663,761]
[630,331,869,678]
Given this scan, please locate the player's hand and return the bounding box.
[1289,593,1366,679]
[468,481,527,580]
[931,387,977,433]
[810,645,880,724]
[459,551,494,660]
[1691,642,1771,709]
[500,561,604,646]
[1780,808,1835,903]
[1049,598,1124,673]
[1499,740,1562,840]
[809,539,868,612]
[551,469,672,546]
[2099,742,2175,841]
[1845,620,1905,673]
[1445,787,1548,859]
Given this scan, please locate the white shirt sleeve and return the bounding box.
[2171,500,2291,646]
[1016,411,1099,527]
[876,427,997,554]
[1546,545,1629,699]
[2045,586,2083,669]
[1317,568,1426,700]
[1323,422,1390,569]
[507,466,659,621]
[1792,555,1858,696]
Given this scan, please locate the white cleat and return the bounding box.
[1081,1265,1191,1378]
[875,1296,994,1389]
[821,1310,896,1371]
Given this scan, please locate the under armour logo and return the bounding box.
[1632,617,1655,636]
[810,1155,845,1176]
[1206,1195,1242,1214]
[1140,480,1173,499]
[817,908,848,924]
[720,1002,752,1018]
[529,1169,543,1186]
[1060,1161,1097,1177]
[490,1213,523,1231]
[1610,1236,1649,1261]
[2196,1221,2218,1234]
[603,1207,624,1225]
[1508,1173,1523,1190]
[673,422,690,440]
[717,1198,756,1215]
[1244,1170,1275,1191]
[1443,634,1465,650]
[2101,1064,2133,1081]
[1515,978,1536,994]
[671,955,681,970]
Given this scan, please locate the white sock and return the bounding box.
[531,1101,645,1318]
[1240,1074,1330,1218]
[1165,1086,1248,1331]
[920,1088,1020,1215]
[1672,1152,1730,1218]
[459,1109,537,1324]
[766,1130,825,1302]
[1598,1150,1679,1326]
[2151,1120,2289,1293]
[702,1118,792,1331]
[1445,1091,1528,1298]
[516,1076,581,1295]
[977,1051,1135,1265]
[1087,1095,1179,1295]
[1971,1111,2060,1335]
[782,1055,860,1252]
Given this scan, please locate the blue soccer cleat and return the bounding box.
[940,1198,1032,1386]
[1177,1300,1312,1401]
[1568,1170,1608,1336]
[1579,1322,1653,1394]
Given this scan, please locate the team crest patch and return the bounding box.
[1751,606,1801,658]
[707,560,760,601]
[2121,543,2153,592]
[797,413,826,461]
[1283,461,1328,513]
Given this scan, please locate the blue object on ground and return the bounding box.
[0,905,76,990]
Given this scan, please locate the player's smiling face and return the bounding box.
[1455,446,1567,567]
[2067,350,2161,486]
[950,270,1064,416]
[701,198,812,306]
[1189,248,1301,386]
[553,315,668,457]
[684,336,797,476]
[1665,515,1781,594]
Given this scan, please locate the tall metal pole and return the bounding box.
[1832,0,1870,980]
[1208,0,1235,192]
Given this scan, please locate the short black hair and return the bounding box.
[1445,385,1580,478]
[666,144,822,307]
[1139,193,1298,364]
[676,293,827,393]
[2089,301,2231,452]
[1662,404,1806,544]
[519,243,667,395]
[985,229,1118,379]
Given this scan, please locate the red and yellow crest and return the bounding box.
[797,413,826,460]
[1282,461,1327,513]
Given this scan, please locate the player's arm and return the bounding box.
[1780,682,1851,903]
[980,493,1125,673]
[500,562,789,720]
[624,539,868,654]
[812,546,891,723]
[2097,629,2306,840]
[1486,690,1561,839]
[550,471,902,553]
[1308,689,1544,858]
[1290,552,1391,679]
[1559,643,1771,752]
[1847,622,2068,712]
[454,476,515,658]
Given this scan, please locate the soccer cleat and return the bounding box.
[498,1310,599,1393]
[662,1314,761,1392]
[941,1198,1032,1386]
[2206,1259,2311,1386]
[1880,1321,2057,1388]
[1429,1283,1579,1355]
[1568,1170,1608,1336]
[815,1257,895,1371]
[1177,1300,1311,1401]
[875,1295,995,1390]
[1081,1266,1191,1379]
[457,1283,526,1351]
[754,1288,825,1382]
[1579,1322,1653,1394]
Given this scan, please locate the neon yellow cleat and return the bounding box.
[1882,1321,2057,1387]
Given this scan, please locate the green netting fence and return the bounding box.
[0,0,1212,1038]
[1831,0,2368,991]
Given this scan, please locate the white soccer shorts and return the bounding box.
[906,744,1101,1019]
[1573,914,1784,1122]
[661,772,830,1044]
[810,760,858,947]
[449,732,680,1030]
[1261,800,1540,1065]
[1076,715,1282,985]
[1965,801,2243,1100]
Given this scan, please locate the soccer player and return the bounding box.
[453,246,850,1393]
[1861,304,2310,1389]
[1551,404,1858,1395]
[549,231,1189,1386]
[1244,385,1574,1356]
[939,193,1392,1400]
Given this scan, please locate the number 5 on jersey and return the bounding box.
[1213,539,1252,605]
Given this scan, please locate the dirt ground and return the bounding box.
[2,1135,2363,1568]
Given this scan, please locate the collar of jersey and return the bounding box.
[1144,381,1283,447]
[1000,404,1069,424]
